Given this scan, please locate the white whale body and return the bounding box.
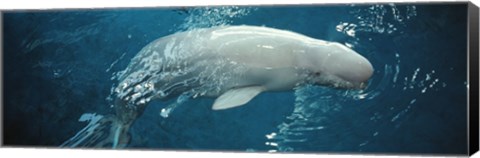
[61,25,374,148]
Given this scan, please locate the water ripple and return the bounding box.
[263,4,450,152]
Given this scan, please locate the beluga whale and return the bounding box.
[61,25,374,148]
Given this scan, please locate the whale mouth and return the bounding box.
[330,80,369,90]
[338,75,371,89]
[310,73,370,90]
[348,81,369,89]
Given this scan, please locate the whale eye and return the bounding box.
[314,72,321,76]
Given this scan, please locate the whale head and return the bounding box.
[304,42,374,89]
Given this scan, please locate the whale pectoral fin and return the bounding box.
[212,86,265,110]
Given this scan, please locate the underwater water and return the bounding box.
[2,3,469,155]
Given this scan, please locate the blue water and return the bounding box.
[3,3,468,155]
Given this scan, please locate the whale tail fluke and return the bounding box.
[60,113,131,149]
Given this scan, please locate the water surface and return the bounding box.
[3,3,468,155]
